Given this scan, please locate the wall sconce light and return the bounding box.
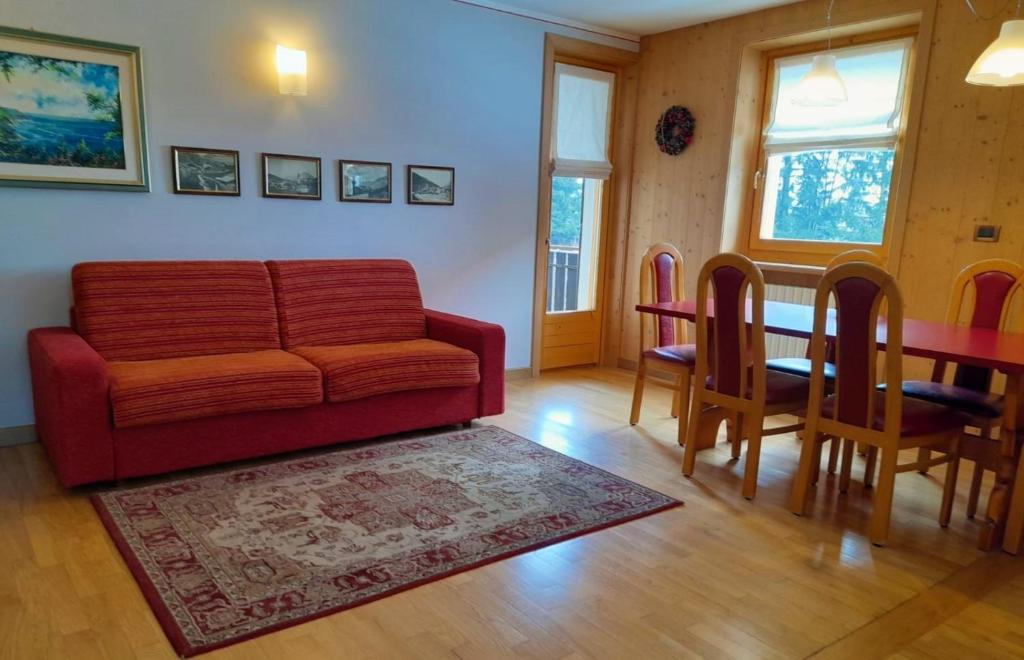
[276,45,307,96]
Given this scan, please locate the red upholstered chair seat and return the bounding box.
[643,344,697,365]
[706,368,810,405]
[107,350,323,428]
[291,339,480,403]
[892,381,1003,419]
[821,392,970,437]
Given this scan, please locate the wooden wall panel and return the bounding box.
[614,0,1024,374]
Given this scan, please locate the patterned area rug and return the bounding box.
[93,425,681,656]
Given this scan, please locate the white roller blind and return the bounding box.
[764,38,912,152]
[551,63,614,179]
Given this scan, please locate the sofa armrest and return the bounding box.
[28,327,115,486]
[424,310,505,417]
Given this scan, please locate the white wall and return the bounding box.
[0,0,634,428]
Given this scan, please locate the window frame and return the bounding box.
[744,26,919,267]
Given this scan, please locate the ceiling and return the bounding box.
[468,0,805,38]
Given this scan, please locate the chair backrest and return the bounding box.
[808,262,903,436]
[639,243,686,348]
[939,259,1024,391]
[826,249,884,271]
[817,250,887,362]
[693,253,766,403]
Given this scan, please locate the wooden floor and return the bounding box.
[2,366,1024,659]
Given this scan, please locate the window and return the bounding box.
[748,35,914,263]
[548,176,603,312]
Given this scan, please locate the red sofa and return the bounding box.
[28,259,505,487]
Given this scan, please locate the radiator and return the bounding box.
[764,284,814,359]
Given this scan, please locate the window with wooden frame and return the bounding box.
[746,29,916,266]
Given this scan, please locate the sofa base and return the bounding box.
[111,386,479,481]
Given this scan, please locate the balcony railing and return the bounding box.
[547,245,580,312]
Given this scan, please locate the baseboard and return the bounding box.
[0,425,36,447]
[505,367,533,381]
[618,357,638,371]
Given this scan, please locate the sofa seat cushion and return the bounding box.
[292,339,480,403]
[108,350,323,428]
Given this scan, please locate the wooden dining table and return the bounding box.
[637,298,1024,554]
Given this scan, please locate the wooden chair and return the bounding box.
[766,249,887,476]
[682,253,808,499]
[789,262,967,546]
[630,243,696,445]
[908,259,1024,518]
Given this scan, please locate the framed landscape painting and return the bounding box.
[262,153,321,200]
[172,146,239,196]
[0,26,149,191]
[339,159,391,203]
[407,165,454,205]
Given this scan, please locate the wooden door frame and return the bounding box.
[531,34,640,376]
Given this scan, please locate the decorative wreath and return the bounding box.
[655,105,696,156]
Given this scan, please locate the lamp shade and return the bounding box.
[276,45,307,96]
[792,54,848,106]
[967,19,1024,86]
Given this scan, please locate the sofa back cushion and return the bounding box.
[72,261,282,361]
[266,259,426,348]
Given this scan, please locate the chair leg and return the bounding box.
[870,447,899,547]
[940,450,960,528]
[916,447,931,475]
[827,436,841,474]
[838,438,856,494]
[790,418,821,515]
[731,412,744,460]
[863,446,878,489]
[682,392,703,477]
[810,438,823,486]
[967,462,985,519]
[676,369,692,447]
[629,359,646,426]
[742,421,764,500]
[671,376,681,419]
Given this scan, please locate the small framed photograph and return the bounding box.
[339,160,391,203]
[171,146,240,196]
[262,153,321,200]
[407,165,454,205]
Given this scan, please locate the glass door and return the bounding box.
[539,63,614,370]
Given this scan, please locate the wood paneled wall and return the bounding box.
[608,0,1024,371]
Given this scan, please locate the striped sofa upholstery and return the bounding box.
[266,259,426,348]
[30,258,505,486]
[269,259,483,403]
[72,261,281,361]
[106,350,323,428]
[292,339,479,403]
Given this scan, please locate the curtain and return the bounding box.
[551,63,615,179]
[764,38,912,152]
